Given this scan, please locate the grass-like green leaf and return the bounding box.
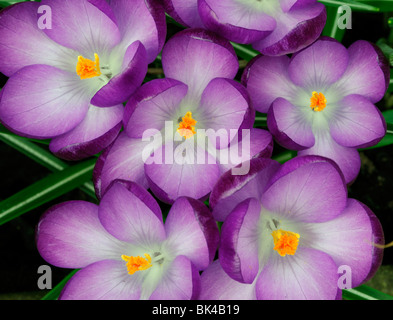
[343,284,393,300]
[322,5,347,41]
[0,158,96,225]
[41,269,79,300]
[319,0,380,12]
[231,42,259,62]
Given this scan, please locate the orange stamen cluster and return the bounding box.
[76,53,101,80]
[310,91,327,112]
[121,253,152,275]
[177,111,197,139]
[271,229,300,257]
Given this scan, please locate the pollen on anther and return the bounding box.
[310,91,327,112]
[76,53,101,80]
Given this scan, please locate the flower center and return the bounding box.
[271,229,300,257]
[76,53,101,80]
[310,91,327,112]
[177,111,197,139]
[121,253,152,275]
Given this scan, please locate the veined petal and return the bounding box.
[0,64,91,139]
[162,28,238,100]
[256,247,339,300]
[41,0,121,54]
[165,197,219,270]
[261,155,347,223]
[49,104,123,161]
[0,2,77,76]
[162,0,204,28]
[36,201,125,269]
[59,259,141,300]
[98,180,166,244]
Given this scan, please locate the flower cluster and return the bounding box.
[0,0,389,300]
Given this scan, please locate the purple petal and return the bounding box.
[298,132,361,184]
[288,37,349,88]
[253,2,326,56]
[165,197,219,270]
[268,97,315,150]
[219,198,261,284]
[242,54,295,113]
[149,255,194,300]
[261,155,347,223]
[198,0,276,44]
[333,40,388,103]
[162,28,238,99]
[210,158,280,222]
[199,260,257,300]
[162,0,204,28]
[329,94,386,149]
[144,140,221,204]
[59,259,140,300]
[90,41,148,107]
[308,199,384,288]
[0,2,77,76]
[49,104,123,161]
[108,0,166,63]
[98,180,166,243]
[36,201,124,269]
[256,247,338,300]
[93,131,150,200]
[124,78,188,138]
[41,0,121,54]
[0,64,91,139]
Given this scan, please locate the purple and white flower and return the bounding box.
[201,156,384,300]
[0,0,166,160]
[163,0,326,56]
[94,29,273,204]
[242,37,389,184]
[36,179,219,300]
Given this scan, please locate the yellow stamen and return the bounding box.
[76,53,101,79]
[121,253,152,275]
[177,111,197,139]
[271,229,300,257]
[310,91,327,112]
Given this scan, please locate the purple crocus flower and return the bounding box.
[0,0,166,160]
[163,0,326,56]
[36,179,219,300]
[94,28,273,204]
[242,37,389,184]
[200,156,384,300]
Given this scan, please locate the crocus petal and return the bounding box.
[256,247,339,300]
[49,104,123,161]
[242,54,296,113]
[198,0,276,44]
[162,28,238,100]
[162,0,204,28]
[0,2,77,76]
[210,158,280,222]
[149,255,194,300]
[268,97,315,150]
[297,132,361,184]
[0,64,91,139]
[220,198,261,284]
[199,260,257,300]
[198,78,251,149]
[93,131,151,199]
[36,201,125,269]
[253,2,326,56]
[145,139,221,204]
[287,37,349,89]
[124,78,188,138]
[329,94,386,149]
[90,41,148,107]
[108,0,166,63]
[307,199,384,288]
[261,155,347,223]
[165,197,219,270]
[98,180,166,244]
[332,40,388,103]
[41,0,121,54]
[59,259,141,300]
